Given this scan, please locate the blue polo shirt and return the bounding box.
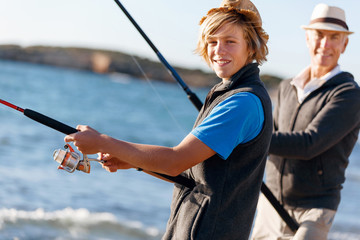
[191,92,264,160]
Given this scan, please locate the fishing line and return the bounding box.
[113,0,203,111]
[130,55,188,137]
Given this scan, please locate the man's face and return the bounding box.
[306,29,349,73]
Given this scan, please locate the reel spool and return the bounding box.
[53,144,91,173]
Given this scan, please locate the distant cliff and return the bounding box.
[0,45,281,89]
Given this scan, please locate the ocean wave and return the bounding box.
[109,72,133,84]
[329,232,360,240]
[0,207,162,240]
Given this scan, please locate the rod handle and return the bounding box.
[261,183,299,232]
[154,172,196,189]
[24,109,77,135]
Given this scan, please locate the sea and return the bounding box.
[0,59,359,240]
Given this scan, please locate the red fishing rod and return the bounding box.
[0,99,77,134]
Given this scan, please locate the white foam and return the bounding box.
[0,207,162,238]
[329,232,360,240]
[0,207,117,228]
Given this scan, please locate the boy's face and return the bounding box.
[207,23,249,81]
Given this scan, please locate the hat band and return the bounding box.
[310,17,349,30]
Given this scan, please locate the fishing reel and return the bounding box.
[53,144,102,174]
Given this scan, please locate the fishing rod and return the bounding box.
[0,98,97,173]
[113,0,202,111]
[113,0,299,232]
[0,99,77,135]
[0,98,195,188]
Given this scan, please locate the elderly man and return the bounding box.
[251,3,360,240]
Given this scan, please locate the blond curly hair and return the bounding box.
[195,9,269,66]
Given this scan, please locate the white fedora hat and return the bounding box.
[301,3,353,34]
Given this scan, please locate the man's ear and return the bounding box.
[305,31,311,48]
[341,36,349,54]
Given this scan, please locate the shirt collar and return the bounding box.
[290,65,342,103]
[291,65,342,89]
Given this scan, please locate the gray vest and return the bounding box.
[163,63,273,240]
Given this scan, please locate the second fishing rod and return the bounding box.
[113,0,299,232]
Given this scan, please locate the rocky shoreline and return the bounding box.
[0,44,281,89]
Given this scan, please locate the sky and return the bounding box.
[0,0,359,82]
